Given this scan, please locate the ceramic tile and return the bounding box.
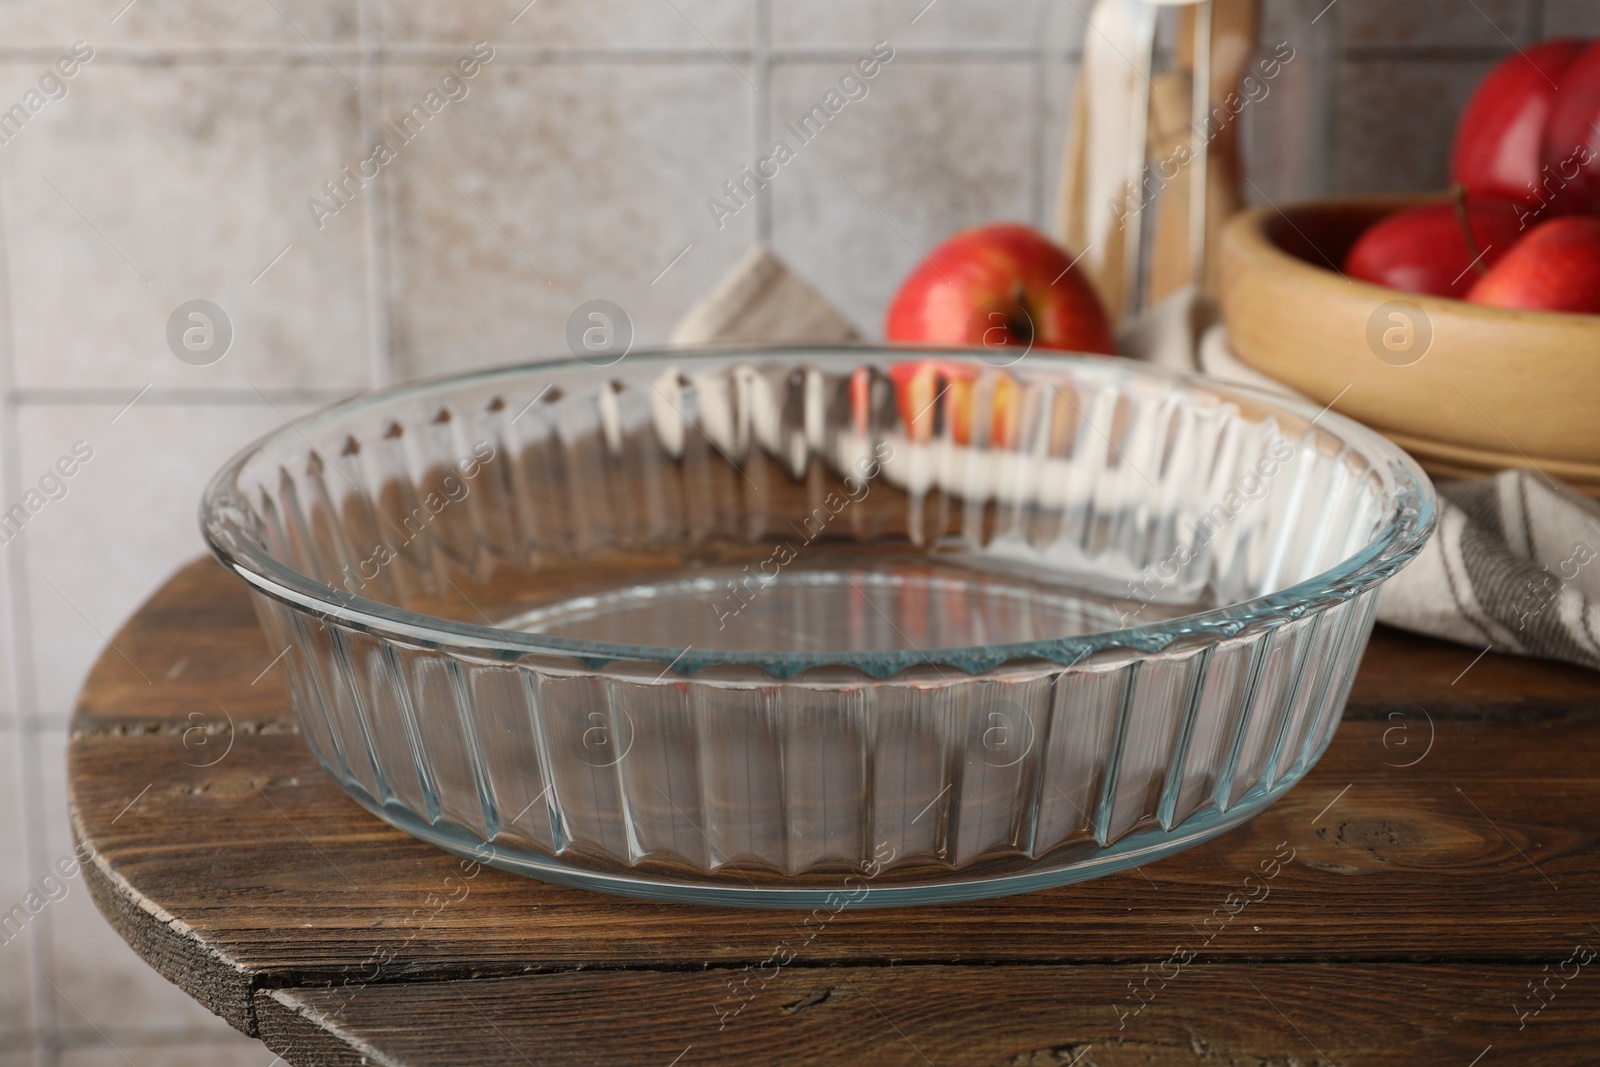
[58,1035,274,1067]
[769,59,1035,337]
[0,579,17,730]
[1334,57,1498,193]
[35,730,247,1045]
[16,402,316,719]
[0,923,33,1051]
[48,928,242,1049]
[1259,0,1345,61]
[1233,35,1342,203]
[0,1,358,50]
[1545,0,1600,37]
[378,0,752,50]
[0,445,19,722]
[1039,55,1081,235]
[773,0,1049,50]
[1,61,371,393]
[1040,0,1090,54]
[0,393,32,1050]
[1331,0,1533,49]
[0,729,38,1051]
[1257,0,1303,52]
[383,60,756,381]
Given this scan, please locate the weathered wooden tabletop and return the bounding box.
[68,558,1600,1066]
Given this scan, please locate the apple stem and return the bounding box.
[1450,183,1489,276]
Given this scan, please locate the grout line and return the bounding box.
[0,150,27,743]
[1341,44,1533,62]
[11,629,56,1067]
[261,0,358,89]
[11,387,360,406]
[1027,0,1051,231]
[9,713,86,735]
[0,41,1522,65]
[50,1026,278,1050]
[359,0,395,390]
[770,46,1078,63]
[752,0,772,245]
[0,43,1087,64]
[660,0,755,88]
[0,128,63,1067]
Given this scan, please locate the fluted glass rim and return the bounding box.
[199,346,1436,678]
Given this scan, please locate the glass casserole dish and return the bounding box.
[201,349,1434,907]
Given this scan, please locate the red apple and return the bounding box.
[1542,40,1600,215]
[884,223,1116,357]
[1452,38,1587,205]
[1466,215,1600,313]
[883,359,1024,446]
[1345,196,1525,298]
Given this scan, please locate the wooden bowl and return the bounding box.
[1219,195,1600,494]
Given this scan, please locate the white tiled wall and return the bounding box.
[0,1,1588,1063]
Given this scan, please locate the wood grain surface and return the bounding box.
[68,559,1600,1065]
[254,965,1600,1067]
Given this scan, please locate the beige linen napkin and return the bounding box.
[669,246,859,347]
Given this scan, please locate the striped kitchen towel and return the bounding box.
[1379,469,1600,672]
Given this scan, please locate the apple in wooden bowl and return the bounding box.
[1218,195,1600,495]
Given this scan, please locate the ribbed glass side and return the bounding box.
[209,350,1430,901]
[253,587,1380,879]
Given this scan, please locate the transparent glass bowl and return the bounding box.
[201,349,1434,907]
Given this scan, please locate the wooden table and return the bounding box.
[69,559,1600,1066]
